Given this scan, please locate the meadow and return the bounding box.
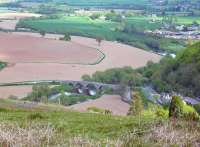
[17,15,185,52]
[0,99,158,141]
[176,16,200,24]
[34,0,149,8]
[0,98,199,146]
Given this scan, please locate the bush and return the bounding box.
[59,33,71,41]
[169,96,184,119]
[155,107,168,118]
[90,13,101,20]
[194,103,200,115]
[183,112,199,121]
[128,91,144,116]
[82,74,91,81]
[82,67,146,87]
[8,95,18,100]
[182,104,199,121]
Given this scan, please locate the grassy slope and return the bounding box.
[0,99,159,140]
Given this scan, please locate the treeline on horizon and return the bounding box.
[2,0,200,16]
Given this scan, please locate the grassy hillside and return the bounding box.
[0,99,160,145]
[0,98,199,146]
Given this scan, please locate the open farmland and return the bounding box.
[0,33,161,83]
[0,12,41,30]
[17,0,149,9]
[0,32,104,64]
[18,16,119,40]
[0,12,41,19]
[17,15,185,52]
[0,32,161,97]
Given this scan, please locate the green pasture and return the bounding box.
[176,16,200,24]
[0,99,159,140]
[18,16,119,40]
[17,15,185,52]
[51,0,149,7]
[125,16,162,31]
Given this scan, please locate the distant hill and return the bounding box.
[149,42,200,97]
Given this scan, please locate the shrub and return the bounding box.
[182,104,199,121]
[82,74,91,81]
[194,103,200,115]
[183,112,199,121]
[104,109,112,115]
[39,30,46,37]
[169,95,184,119]
[60,33,71,41]
[155,107,168,118]
[128,91,144,116]
[8,95,18,100]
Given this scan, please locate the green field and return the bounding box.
[176,16,200,24]
[18,16,119,40]
[0,99,158,140]
[0,98,199,146]
[37,0,149,8]
[17,15,185,52]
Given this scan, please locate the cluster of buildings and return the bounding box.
[159,93,200,106]
[141,86,200,106]
[152,29,200,40]
[146,23,200,40]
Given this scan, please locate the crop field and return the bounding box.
[0,12,41,30]
[18,16,162,39]
[0,12,41,19]
[18,0,149,8]
[18,15,184,52]
[124,16,162,31]
[19,16,119,40]
[0,32,104,64]
[0,34,161,83]
[176,16,200,24]
[70,95,129,116]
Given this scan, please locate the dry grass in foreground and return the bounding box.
[0,123,123,147]
[0,120,199,147]
[122,120,200,147]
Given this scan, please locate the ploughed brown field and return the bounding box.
[0,32,161,98]
[0,32,103,64]
[69,95,130,116]
[0,12,41,19]
[0,12,41,30]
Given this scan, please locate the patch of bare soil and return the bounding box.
[0,32,102,64]
[69,95,130,116]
